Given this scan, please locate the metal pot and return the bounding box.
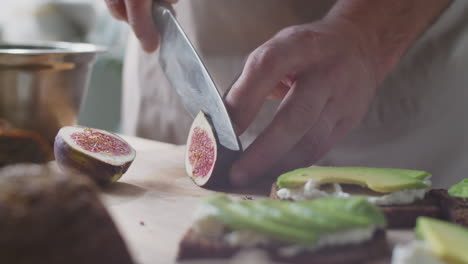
[0,42,104,144]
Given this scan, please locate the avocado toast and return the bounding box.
[178,195,390,263]
[270,167,440,228]
[392,217,468,264]
[427,179,468,227]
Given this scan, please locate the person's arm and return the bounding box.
[226,0,452,187]
[327,0,452,84]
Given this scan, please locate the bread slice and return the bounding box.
[0,164,134,264]
[428,189,468,227]
[270,183,441,229]
[0,128,54,167]
[178,228,390,263]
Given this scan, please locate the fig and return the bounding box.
[185,111,240,188]
[54,126,136,186]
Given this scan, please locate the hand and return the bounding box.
[226,18,380,187]
[104,0,178,52]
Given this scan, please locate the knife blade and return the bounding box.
[152,3,242,152]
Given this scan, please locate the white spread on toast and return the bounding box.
[192,205,225,238]
[224,230,270,247]
[278,226,377,257]
[392,241,446,264]
[276,179,429,205]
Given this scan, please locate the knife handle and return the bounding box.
[152,2,178,36]
[152,1,175,18]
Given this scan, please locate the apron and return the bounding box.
[123,0,468,188]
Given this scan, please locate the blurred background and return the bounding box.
[0,0,129,133]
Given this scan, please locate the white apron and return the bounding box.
[123,0,468,188]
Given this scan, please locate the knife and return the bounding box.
[152,3,242,153]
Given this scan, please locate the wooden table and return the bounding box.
[102,136,414,264]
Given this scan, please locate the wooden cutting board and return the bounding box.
[101,136,414,264]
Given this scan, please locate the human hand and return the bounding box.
[104,0,178,52]
[226,18,381,187]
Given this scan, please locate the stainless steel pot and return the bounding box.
[0,42,104,144]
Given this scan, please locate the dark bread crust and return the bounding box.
[0,164,134,264]
[0,128,54,167]
[380,194,441,228]
[428,189,468,227]
[178,229,239,260]
[178,229,389,264]
[270,183,441,229]
[269,182,281,200]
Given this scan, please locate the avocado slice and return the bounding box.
[448,179,468,198]
[199,195,385,246]
[250,199,355,233]
[415,217,468,264]
[202,196,319,245]
[277,167,430,193]
[305,197,387,227]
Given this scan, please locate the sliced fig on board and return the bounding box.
[54,126,136,186]
[185,111,241,188]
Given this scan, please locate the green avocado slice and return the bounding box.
[415,217,468,264]
[199,195,385,246]
[277,167,430,193]
[303,197,387,227]
[202,196,319,245]
[250,200,353,233]
[448,179,468,198]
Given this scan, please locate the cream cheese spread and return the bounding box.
[392,241,446,264]
[224,230,270,247]
[192,205,225,238]
[278,226,377,257]
[276,179,429,205]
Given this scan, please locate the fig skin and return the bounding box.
[204,144,241,189]
[54,127,135,186]
[185,112,241,189]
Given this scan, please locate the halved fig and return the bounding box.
[185,111,240,188]
[54,126,136,186]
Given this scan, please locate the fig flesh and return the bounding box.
[185,111,240,188]
[54,126,136,186]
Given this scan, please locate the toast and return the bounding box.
[428,189,468,227]
[178,228,390,263]
[0,164,134,264]
[392,217,468,264]
[178,195,390,263]
[0,128,54,167]
[270,183,441,228]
